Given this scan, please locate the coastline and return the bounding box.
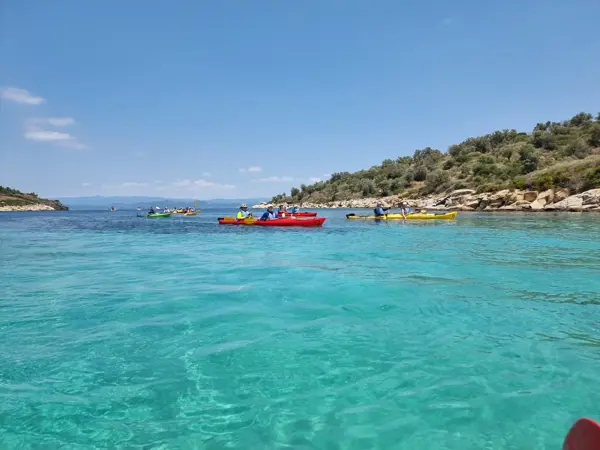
[0,203,67,212]
[253,188,600,213]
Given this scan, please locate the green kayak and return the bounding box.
[146,213,171,218]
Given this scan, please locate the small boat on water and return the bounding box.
[218,217,325,227]
[346,211,458,220]
[110,206,116,212]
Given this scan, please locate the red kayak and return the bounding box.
[564,418,600,450]
[276,211,317,217]
[218,217,325,227]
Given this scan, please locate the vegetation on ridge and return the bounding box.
[0,186,67,209]
[272,112,600,204]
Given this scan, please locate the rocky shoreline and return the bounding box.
[0,202,68,212]
[253,188,600,212]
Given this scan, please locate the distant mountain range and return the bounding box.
[58,196,267,209]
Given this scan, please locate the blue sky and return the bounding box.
[1,0,599,199]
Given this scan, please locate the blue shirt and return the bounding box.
[290,207,298,213]
[260,211,277,221]
[374,206,386,216]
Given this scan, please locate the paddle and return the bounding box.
[563,418,600,450]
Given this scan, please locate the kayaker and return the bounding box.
[374,201,388,217]
[260,205,278,221]
[278,204,287,215]
[398,202,408,219]
[149,207,156,214]
[237,203,252,219]
[290,205,299,213]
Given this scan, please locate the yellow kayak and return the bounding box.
[346,212,458,220]
[184,212,197,216]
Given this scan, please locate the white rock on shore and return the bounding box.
[256,188,600,212]
[0,203,57,212]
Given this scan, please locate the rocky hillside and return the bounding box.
[255,187,600,212]
[272,112,600,205]
[0,186,68,211]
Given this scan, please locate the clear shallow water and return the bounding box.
[1,209,599,449]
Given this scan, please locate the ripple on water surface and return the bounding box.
[1,209,600,449]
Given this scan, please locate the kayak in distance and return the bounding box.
[346,211,458,220]
[145,213,171,218]
[218,217,326,227]
[276,211,318,217]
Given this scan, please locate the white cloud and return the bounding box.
[239,166,262,173]
[255,176,294,183]
[120,182,149,188]
[0,87,45,105]
[48,117,75,126]
[24,130,73,142]
[59,140,88,150]
[202,172,211,177]
[27,117,75,127]
[24,116,88,150]
[81,182,92,187]
[324,173,331,178]
[173,178,235,189]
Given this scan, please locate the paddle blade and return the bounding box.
[564,418,600,450]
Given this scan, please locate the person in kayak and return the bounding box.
[374,201,388,217]
[237,203,252,219]
[260,205,278,221]
[278,205,287,215]
[149,207,156,214]
[398,201,408,219]
[290,205,299,213]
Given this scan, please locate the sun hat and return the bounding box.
[240,203,247,208]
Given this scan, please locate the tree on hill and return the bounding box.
[273,112,600,204]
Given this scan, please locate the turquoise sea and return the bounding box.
[1,209,599,449]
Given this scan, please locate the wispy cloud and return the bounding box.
[59,140,88,150]
[0,87,45,105]
[24,116,88,150]
[324,173,331,178]
[255,176,294,183]
[173,179,235,189]
[202,172,211,177]
[120,182,149,188]
[81,182,92,187]
[309,177,322,183]
[24,130,73,142]
[26,117,75,127]
[239,166,262,173]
